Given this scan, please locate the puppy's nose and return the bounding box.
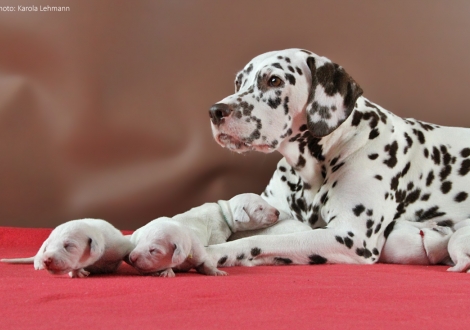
[43,257,52,267]
[275,210,280,217]
[209,103,232,125]
[129,253,138,264]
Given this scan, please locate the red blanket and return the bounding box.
[1,226,469,329]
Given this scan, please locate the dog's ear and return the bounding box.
[87,235,104,260]
[233,206,250,223]
[305,56,363,137]
[171,241,191,265]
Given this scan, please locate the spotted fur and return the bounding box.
[207,48,470,267]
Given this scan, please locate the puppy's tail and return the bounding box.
[1,257,35,263]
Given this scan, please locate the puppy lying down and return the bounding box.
[1,219,134,278]
[127,193,280,277]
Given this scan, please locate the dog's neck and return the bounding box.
[277,97,371,183]
[216,200,236,233]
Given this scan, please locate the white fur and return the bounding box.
[1,219,134,278]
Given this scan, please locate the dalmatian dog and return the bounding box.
[206,48,470,269]
[1,219,134,277]
[126,193,280,277]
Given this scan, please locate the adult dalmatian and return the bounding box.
[207,48,470,267]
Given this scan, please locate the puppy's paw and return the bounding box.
[157,268,175,278]
[69,269,90,278]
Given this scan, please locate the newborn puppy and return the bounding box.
[1,218,134,278]
[128,219,226,277]
[171,193,281,245]
[379,220,453,265]
[447,219,470,273]
[127,193,280,277]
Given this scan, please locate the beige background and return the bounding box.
[0,0,469,229]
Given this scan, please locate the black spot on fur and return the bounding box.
[353,204,366,217]
[335,236,344,244]
[268,97,282,109]
[351,111,363,126]
[274,257,293,265]
[441,181,452,194]
[431,147,441,165]
[461,148,470,158]
[218,256,227,265]
[384,221,396,238]
[439,165,452,181]
[459,159,470,176]
[285,73,296,85]
[383,141,398,168]
[455,191,468,202]
[412,129,426,144]
[251,248,261,257]
[426,171,435,187]
[344,237,353,249]
[308,254,327,264]
[369,128,380,140]
[375,175,383,181]
[236,253,245,260]
[415,206,446,222]
[437,220,454,227]
[368,153,379,160]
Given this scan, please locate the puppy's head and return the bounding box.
[228,193,280,232]
[128,220,191,275]
[36,221,105,275]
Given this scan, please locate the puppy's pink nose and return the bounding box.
[43,257,53,267]
[129,254,138,264]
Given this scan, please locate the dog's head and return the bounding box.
[35,221,105,275]
[209,49,362,153]
[128,219,191,275]
[227,193,280,231]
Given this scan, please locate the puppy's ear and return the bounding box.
[305,56,363,137]
[233,206,250,223]
[87,235,104,260]
[171,241,191,265]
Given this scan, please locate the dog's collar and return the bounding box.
[217,200,233,232]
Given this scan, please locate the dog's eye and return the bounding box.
[268,76,283,88]
[63,243,75,251]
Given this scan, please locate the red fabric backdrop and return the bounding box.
[1,226,470,329]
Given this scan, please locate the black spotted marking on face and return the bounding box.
[251,247,261,257]
[285,73,296,85]
[218,256,228,265]
[375,175,382,181]
[335,236,344,245]
[383,141,398,168]
[279,166,286,172]
[455,191,468,202]
[308,254,327,264]
[272,63,283,70]
[412,129,425,144]
[368,153,379,160]
[295,67,303,75]
[274,257,293,265]
[348,231,354,237]
[353,204,365,217]
[384,221,396,238]
[283,96,290,115]
[344,237,353,248]
[459,159,470,176]
[374,223,381,234]
[268,97,282,109]
[245,63,253,74]
[287,65,295,73]
[415,206,446,222]
[461,148,470,158]
[441,181,452,194]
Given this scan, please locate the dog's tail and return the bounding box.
[1,257,35,263]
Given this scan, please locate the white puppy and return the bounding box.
[1,218,134,278]
[447,219,470,273]
[127,193,280,276]
[128,219,226,277]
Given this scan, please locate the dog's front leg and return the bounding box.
[208,228,380,267]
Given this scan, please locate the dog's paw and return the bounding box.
[157,268,175,278]
[69,268,90,278]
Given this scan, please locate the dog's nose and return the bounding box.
[209,103,232,125]
[43,257,52,267]
[128,253,138,264]
[275,210,280,217]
